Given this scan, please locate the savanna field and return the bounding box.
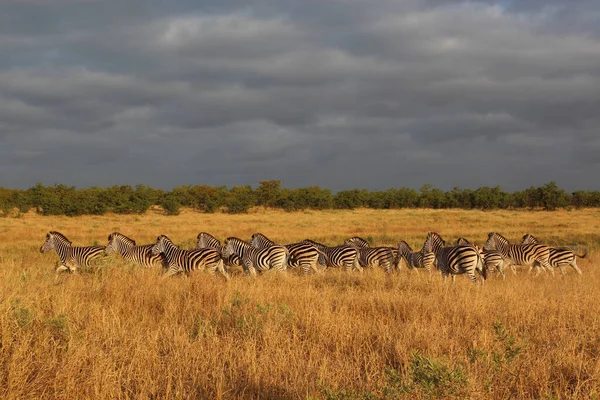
[1,208,599,399]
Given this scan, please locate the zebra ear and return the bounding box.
[488,232,494,238]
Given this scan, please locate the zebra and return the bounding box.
[424,232,485,283]
[396,239,435,272]
[196,232,244,270]
[483,232,553,277]
[151,235,229,279]
[222,237,289,275]
[40,231,106,273]
[106,232,167,268]
[300,239,362,272]
[250,233,323,275]
[456,237,510,279]
[520,234,585,275]
[343,237,395,273]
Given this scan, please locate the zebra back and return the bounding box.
[344,237,370,248]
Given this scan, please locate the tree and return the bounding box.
[256,180,282,208]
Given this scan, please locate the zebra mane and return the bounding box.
[109,232,136,246]
[489,232,510,245]
[49,231,72,245]
[225,236,251,247]
[344,237,370,248]
[251,232,275,243]
[156,234,176,246]
[397,240,413,252]
[301,239,326,248]
[521,233,539,244]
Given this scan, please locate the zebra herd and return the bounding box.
[39,230,586,283]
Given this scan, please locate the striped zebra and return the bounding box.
[107,232,167,268]
[343,237,395,273]
[425,232,485,283]
[196,232,244,270]
[484,232,554,277]
[222,237,289,275]
[151,235,229,279]
[301,239,362,272]
[456,237,510,279]
[520,234,584,275]
[40,231,106,273]
[250,233,323,275]
[396,240,435,272]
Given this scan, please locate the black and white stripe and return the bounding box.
[456,237,509,279]
[343,237,395,273]
[107,232,166,268]
[520,234,584,275]
[251,233,323,275]
[484,232,553,277]
[196,232,243,269]
[40,231,106,273]
[425,232,485,283]
[301,239,362,272]
[222,237,289,275]
[151,235,229,279]
[396,240,435,272]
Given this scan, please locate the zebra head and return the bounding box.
[40,231,70,253]
[222,238,235,259]
[424,232,445,253]
[106,232,135,254]
[151,235,171,256]
[521,233,539,245]
[196,232,221,250]
[484,232,507,251]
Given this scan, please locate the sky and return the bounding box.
[0,0,599,192]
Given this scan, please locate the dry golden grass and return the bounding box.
[1,208,599,399]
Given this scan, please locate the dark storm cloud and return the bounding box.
[0,0,598,192]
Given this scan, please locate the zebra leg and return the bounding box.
[541,261,555,278]
[496,263,506,280]
[468,273,479,284]
[162,268,179,278]
[55,264,69,273]
[570,260,583,275]
[216,259,230,281]
[352,258,363,273]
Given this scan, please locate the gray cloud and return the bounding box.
[0,0,598,192]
